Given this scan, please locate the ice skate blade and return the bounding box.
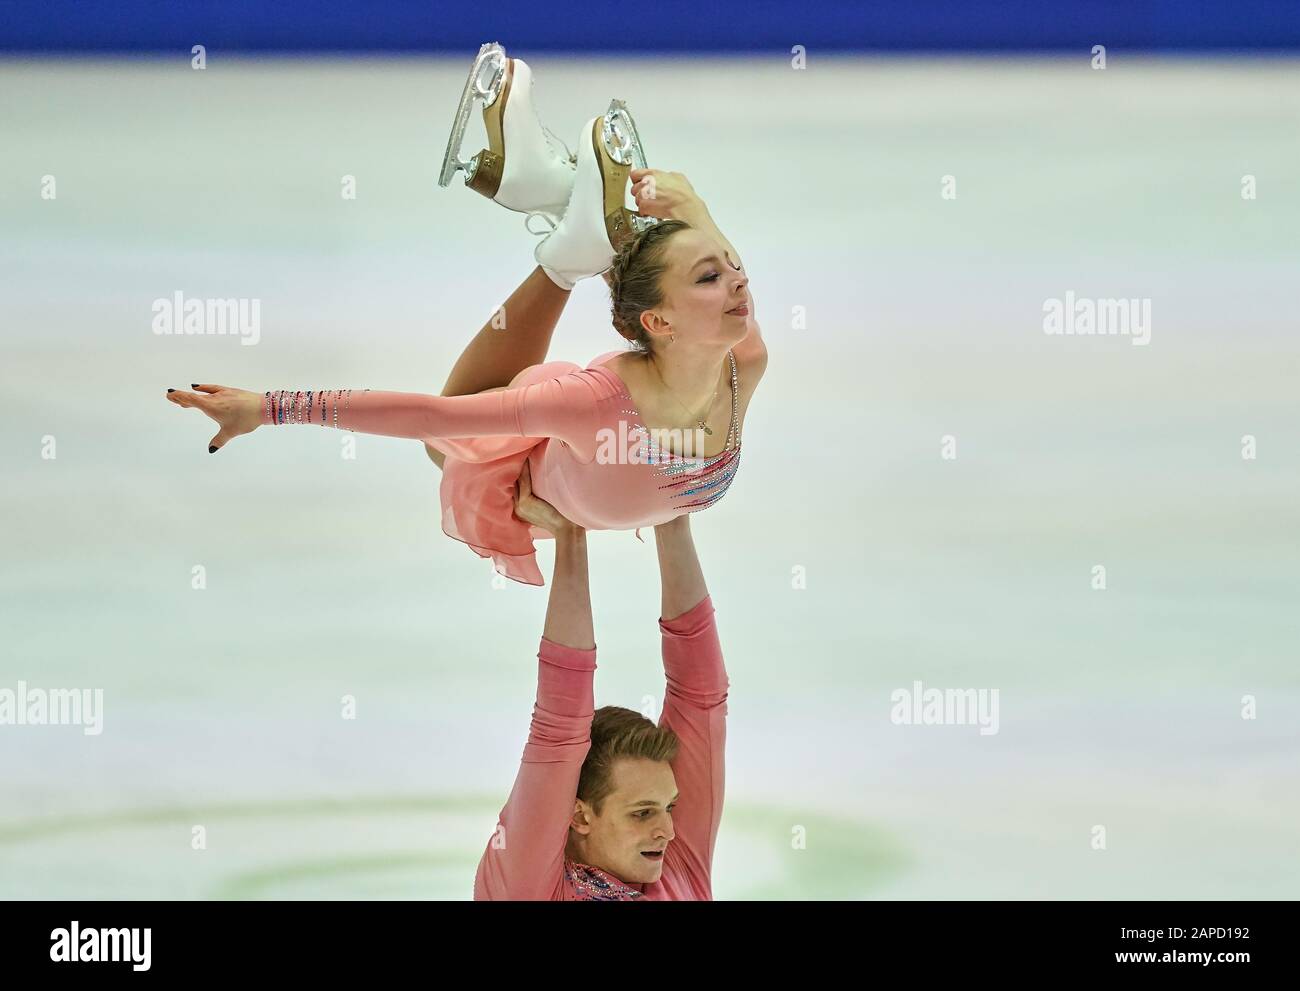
[597,100,653,249]
[465,57,514,199]
[439,42,508,189]
[601,100,648,169]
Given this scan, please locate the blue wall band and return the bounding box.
[2,0,1299,53]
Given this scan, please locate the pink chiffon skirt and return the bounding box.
[426,361,579,586]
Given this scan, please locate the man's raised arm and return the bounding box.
[654,515,729,893]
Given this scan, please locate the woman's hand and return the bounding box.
[632,169,745,272]
[630,168,701,221]
[513,459,580,537]
[165,384,262,453]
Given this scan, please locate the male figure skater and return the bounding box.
[474,463,728,900]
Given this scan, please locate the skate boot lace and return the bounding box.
[524,211,558,236]
[541,122,577,166]
[520,123,575,236]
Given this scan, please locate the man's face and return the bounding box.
[575,758,678,884]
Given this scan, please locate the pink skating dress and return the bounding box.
[261,350,742,585]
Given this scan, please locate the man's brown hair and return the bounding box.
[576,705,679,815]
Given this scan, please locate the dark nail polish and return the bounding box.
[191,383,199,389]
[167,388,175,393]
[208,445,217,454]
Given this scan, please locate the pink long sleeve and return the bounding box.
[657,594,728,895]
[261,375,602,454]
[473,638,596,901]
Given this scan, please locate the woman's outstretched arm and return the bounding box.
[652,514,728,895]
[165,372,601,455]
[475,462,595,900]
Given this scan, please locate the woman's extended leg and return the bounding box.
[439,266,571,398]
[426,266,570,470]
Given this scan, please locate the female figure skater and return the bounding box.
[476,460,727,900]
[165,45,767,584]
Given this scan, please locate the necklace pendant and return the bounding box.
[699,422,713,435]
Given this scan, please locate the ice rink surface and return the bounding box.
[2,54,1297,898]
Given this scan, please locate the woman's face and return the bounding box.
[643,228,750,349]
[575,757,678,885]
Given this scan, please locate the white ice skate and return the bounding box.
[534,100,657,289]
[439,42,576,226]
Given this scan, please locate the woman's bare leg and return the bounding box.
[439,266,571,397]
[426,267,570,471]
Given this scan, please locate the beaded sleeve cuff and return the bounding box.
[262,389,370,430]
